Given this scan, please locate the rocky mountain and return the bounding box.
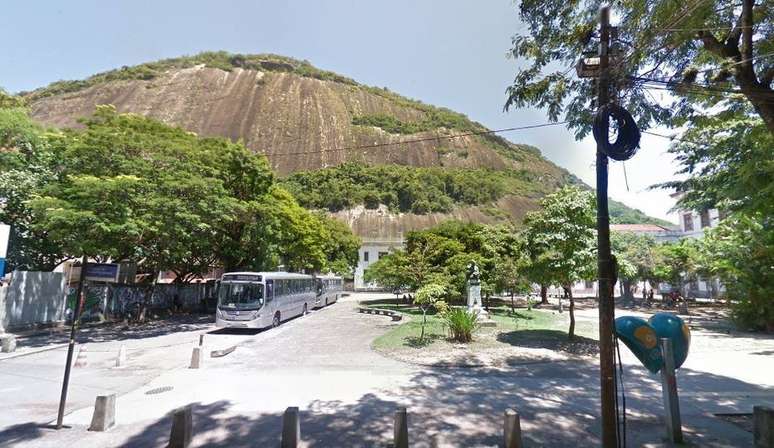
[23,51,668,237]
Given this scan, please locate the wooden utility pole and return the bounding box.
[596,6,618,448]
[56,256,87,429]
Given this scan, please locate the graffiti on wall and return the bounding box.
[66,283,212,322]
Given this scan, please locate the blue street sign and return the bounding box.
[84,263,119,282]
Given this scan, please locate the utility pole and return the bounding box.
[56,256,87,429]
[596,6,618,447]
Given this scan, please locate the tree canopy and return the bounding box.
[2,105,359,279]
[506,0,774,134]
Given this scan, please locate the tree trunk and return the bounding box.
[622,279,634,301]
[484,293,490,311]
[540,284,548,305]
[420,308,427,342]
[567,285,575,340]
[510,291,515,314]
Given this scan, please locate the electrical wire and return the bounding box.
[637,82,774,103]
[611,0,712,69]
[641,130,713,148]
[262,121,569,157]
[593,104,640,161]
[629,52,774,83]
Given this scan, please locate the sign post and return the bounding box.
[660,338,683,443]
[56,256,87,429]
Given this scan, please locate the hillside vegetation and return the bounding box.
[282,162,552,214]
[20,51,670,234]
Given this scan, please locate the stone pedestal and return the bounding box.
[467,281,496,327]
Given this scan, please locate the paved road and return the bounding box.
[2,294,772,447]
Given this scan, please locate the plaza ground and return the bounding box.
[0,293,772,447]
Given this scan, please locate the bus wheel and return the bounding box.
[272,313,281,328]
[303,304,308,316]
[325,298,328,307]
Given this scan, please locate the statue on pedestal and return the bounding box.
[466,261,487,318]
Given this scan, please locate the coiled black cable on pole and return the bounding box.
[593,104,641,161]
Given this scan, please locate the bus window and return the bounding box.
[266,280,274,301]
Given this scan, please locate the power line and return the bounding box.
[635,80,774,103]
[642,130,712,147]
[263,121,569,157]
[612,0,712,68]
[661,24,756,32]
[630,52,774,83]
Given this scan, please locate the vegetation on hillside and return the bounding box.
[22,51,358,101]
[352,110,476,134]
[281,162,554,214]
[0,105,359,278]
[609,200,674,227]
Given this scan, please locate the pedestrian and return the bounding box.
[173,293,182,313]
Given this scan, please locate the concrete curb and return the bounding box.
[0,343,69,361]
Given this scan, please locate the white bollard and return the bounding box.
[754,406,774,448]
[189,347,202,369]
[281,407,300,448]
[504,408,523,448]
[88,394,116,431]
[394,407,408,448]
[169,405,193,448]
[115,345,127,367]
[1,334,17,353]
[74,345,88,368]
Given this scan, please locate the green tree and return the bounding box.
[699,213,773,331]
[0,109,66,270]
[28,107,359,278]
[652,239,701,293]
[611,231,658,300]
[364,250,412,297]
[661,112,773,217]
[505,0,774,134]
[521,186,596,339]
[414,282,447,342]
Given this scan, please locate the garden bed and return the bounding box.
[361,299,599,368]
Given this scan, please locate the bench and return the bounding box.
[357,307,402,322]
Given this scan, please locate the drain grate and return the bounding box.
[145,386,174,395]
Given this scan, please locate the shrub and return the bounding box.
[415,283,447,342]
[442,307,479,343]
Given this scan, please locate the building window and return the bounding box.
[683,213,694,232]
[378,252,388,260]
[700,210,710,228]
[363,251,369,262]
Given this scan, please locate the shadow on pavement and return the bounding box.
[100,360,765,447]
[14,315,215,350]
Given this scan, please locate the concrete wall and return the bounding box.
[1,271,67,332]
[72,283,215,322]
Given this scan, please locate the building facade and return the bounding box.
[353,238,404,290]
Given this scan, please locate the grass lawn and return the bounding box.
[363,299,598,356]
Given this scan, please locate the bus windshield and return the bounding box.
[217,282,264,310]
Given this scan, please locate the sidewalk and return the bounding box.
[0,314,213,361]
[0,314,247,430]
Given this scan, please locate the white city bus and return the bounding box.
[215,272,316,329]
[315,274,343,308]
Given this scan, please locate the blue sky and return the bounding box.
[1,0,679,222]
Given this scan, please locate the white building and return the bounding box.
[353,238,404,290]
